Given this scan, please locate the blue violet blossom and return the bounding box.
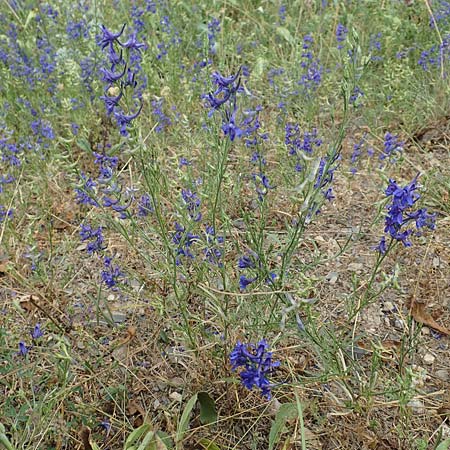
[377,176,436,253]
[230,340,280,399]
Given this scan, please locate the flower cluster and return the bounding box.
[229,340,280,399]
[181,188,202,222]
[0,205,13,223]
[101,256,125,289]
[137,193,154,217]
[298,34,323,96]
[98,24,146,136]
[207,18,220,55]
[156,15,181,60]
[336,23,348,50]
[203,226,224,267]
[430,0,450,29]
[238,253,276,291]
[314,153,339,202]
[369,32,383,62]
[349,136,366,174]
[79,223,105,254]
[75,148,136,220]
[349,85,364,107]
[278,5,287,25]
[418,33,450,72]
[377,177,436,253]
[172,222,199,265]
[380,132,403,163]
[18,324,44,357]
[208,70,242,106]
[285,124,322,172]
[152,98,172,133]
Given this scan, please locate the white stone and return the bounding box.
[407,399,426,414]
[169,392,183,402]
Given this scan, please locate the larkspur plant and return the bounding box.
[1,2,448,448]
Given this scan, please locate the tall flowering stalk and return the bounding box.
[98,24,146,136]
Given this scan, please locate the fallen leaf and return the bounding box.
[127,400,147,428]
[79,426,92,450]
[410,302,450,336]
[0,260,10,274]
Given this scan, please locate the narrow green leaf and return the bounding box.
[24,11,36,29]
[156,431,173,449]
[76,137,91,153]
[125,423,152,449]
[176,393,198,448]
[0,434,16,450]
[276,27,295,45]
[198,392,217,425]
[268,403,298,450]
[89,441,102,450]
[436,438,450,450]
[136,430,155,450]
[254,57,267,79]
[199,438,221,450]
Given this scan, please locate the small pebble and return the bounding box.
[112,312,127,323]
[394,319,404,330]
[348,262,363,272]
[423,353,435,365]
[407,399,426,414]
[169,392,183,402]
[421,326,430,336]
[382,301,395,313]
[441,424,450,439]
[435,369,449,381]
[326,271,339,284]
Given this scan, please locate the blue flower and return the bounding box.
[114,103,143,136]
[75,173,99,207]
[336,23,348,49]
[100,90,123,115]
[238,255,256,269]
[377,177,436,251]
[80,223,105,254]
[172,223,200,265]
[31,324,44,340]
[253,173,274,201]
[137,194,154,217]
[239,275,257,291]
[119,32,146,51]
[100,65,127,84]
[0,205,13,223]
[99,24,126,50]
[101,256,125,289]
[230,340,280,399]
[19,341,29,356]
[381,132,403,163]
[181,189,202,222]
[211,69,241,89]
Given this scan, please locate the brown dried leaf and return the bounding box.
[0,260,10,274]
[410,302,450,336]
[127,400,146,427]
[18,294,39,313]
[79,426,92,450]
